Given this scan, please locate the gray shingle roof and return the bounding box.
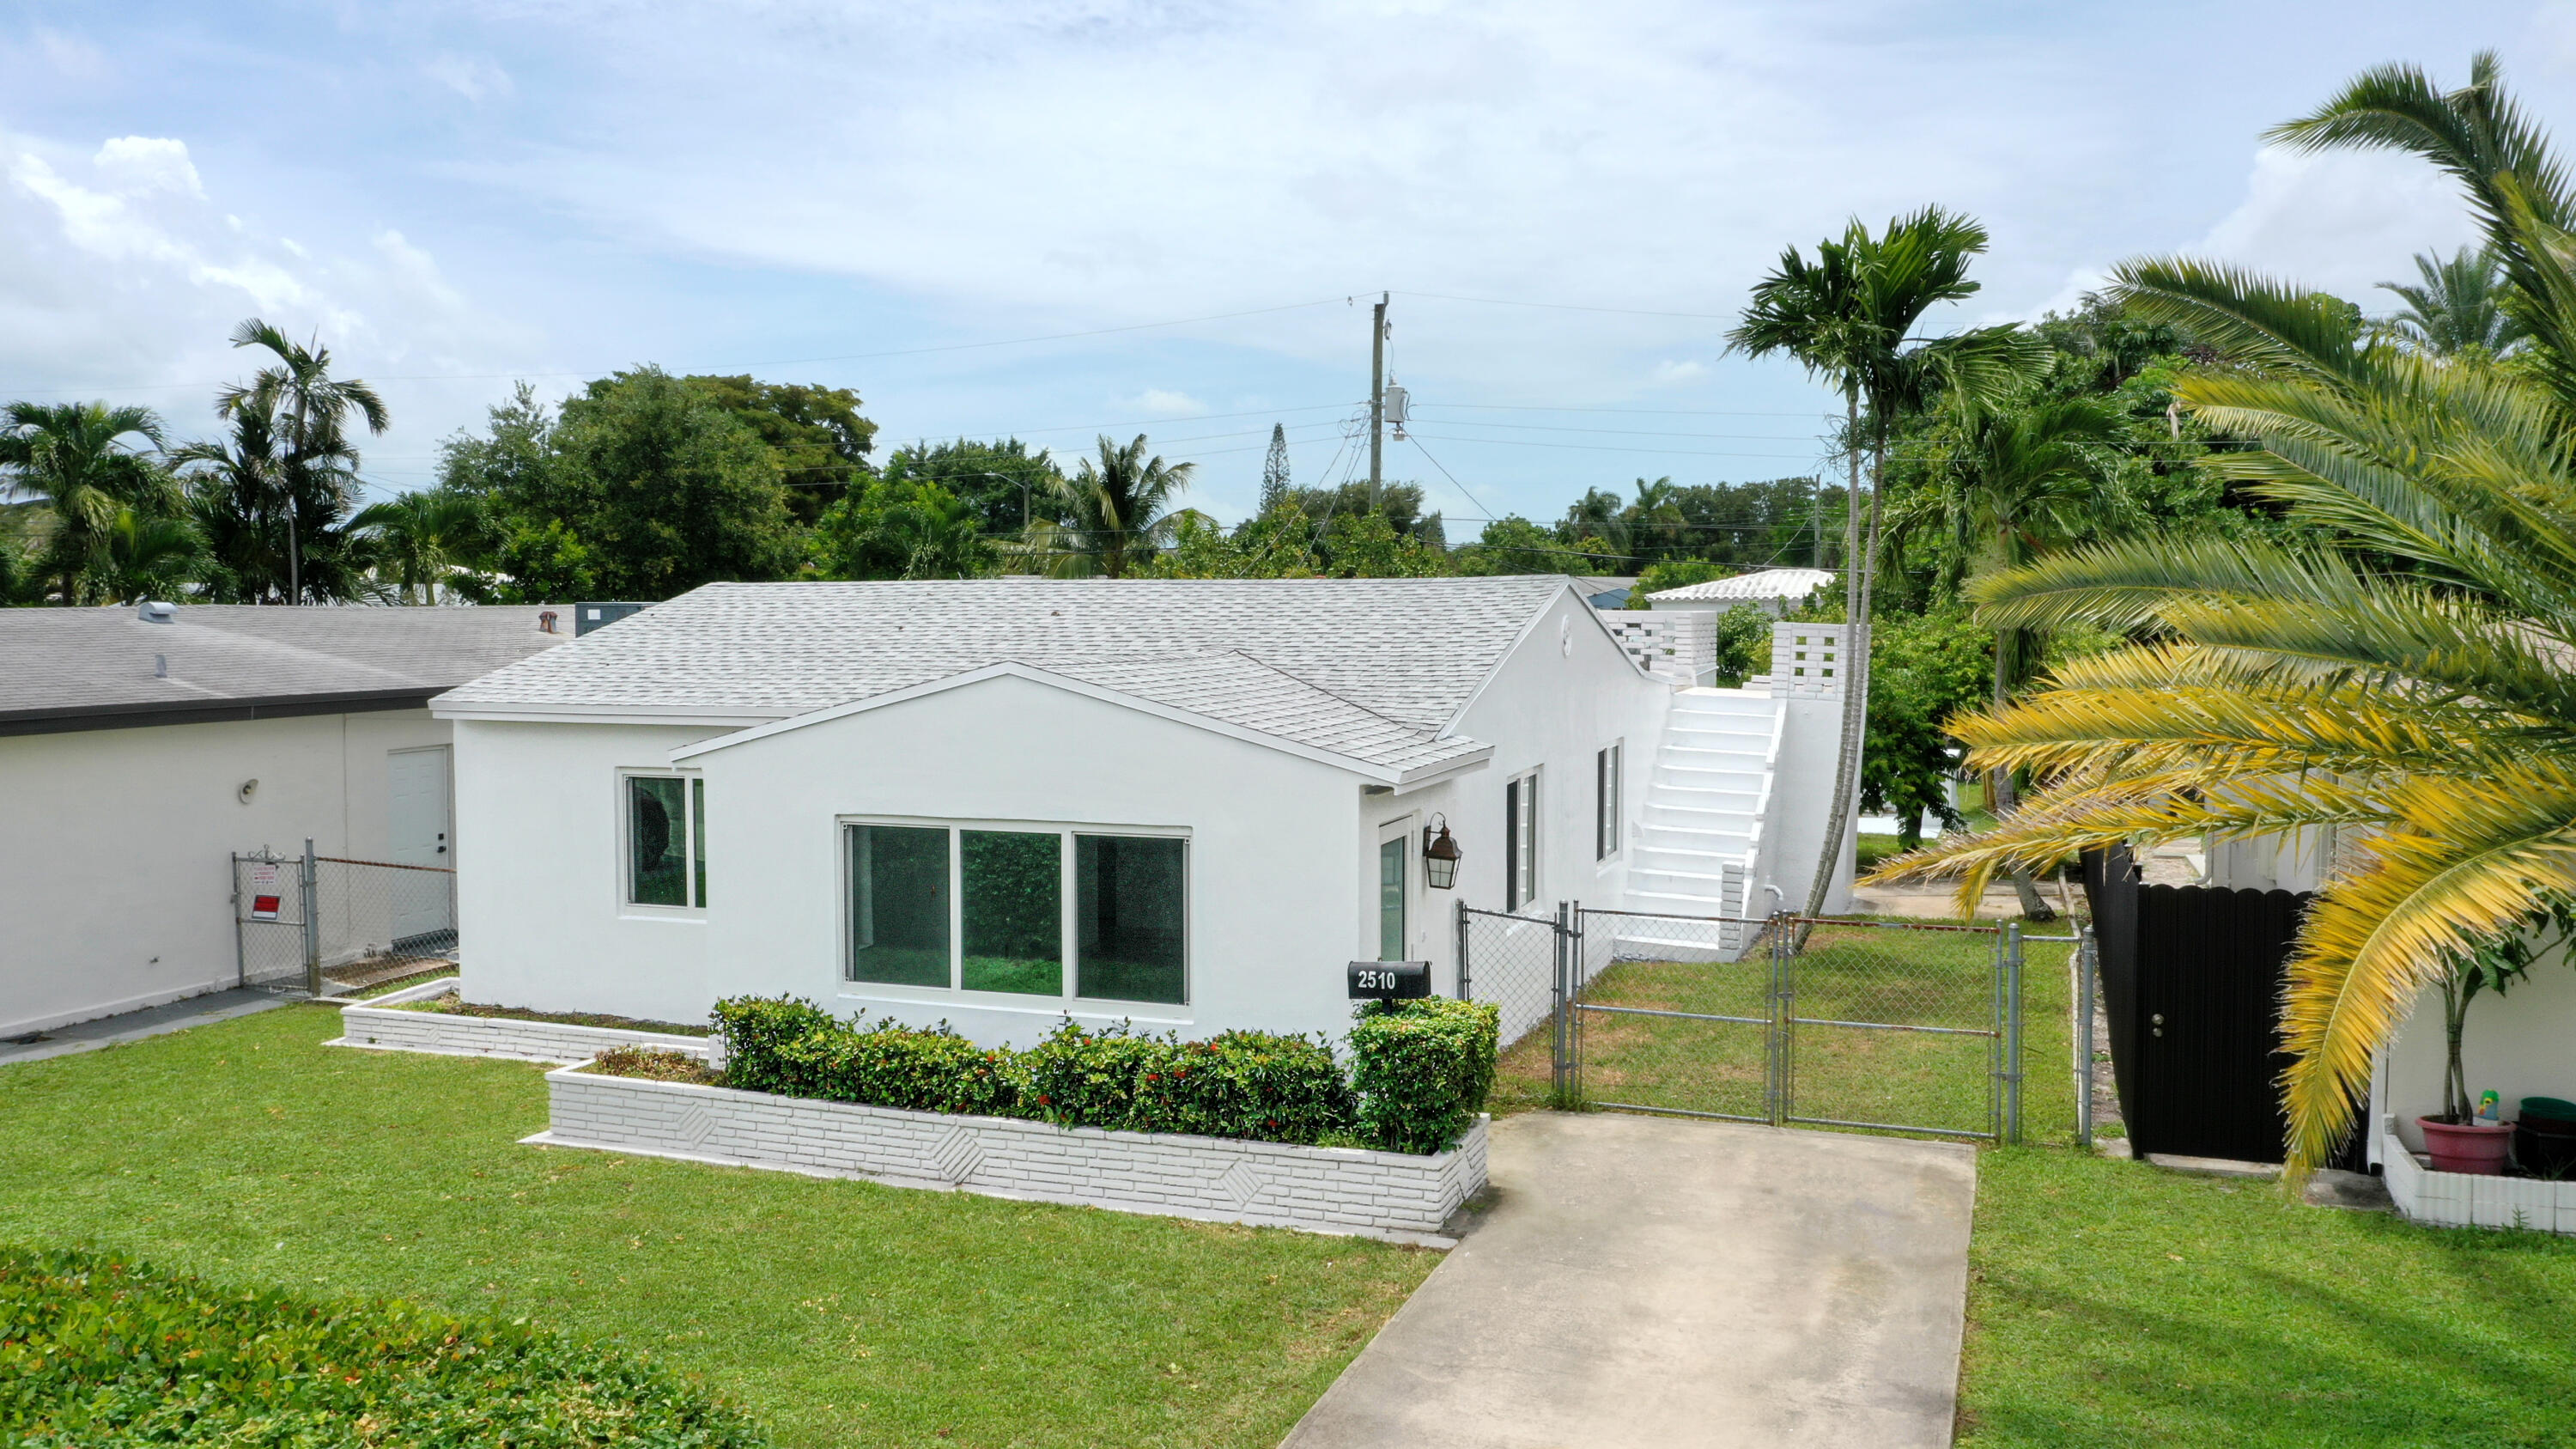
[440,577,1580,777]
[0,605,568,734]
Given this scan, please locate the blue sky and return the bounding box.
[3,3,2567,533]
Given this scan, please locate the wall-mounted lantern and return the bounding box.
[1423,813,1461,890]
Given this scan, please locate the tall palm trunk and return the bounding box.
[1803,387,1869,921]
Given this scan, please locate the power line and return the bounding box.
[1394,289,1739,322]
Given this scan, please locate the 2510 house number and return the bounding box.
[1346,960,1431,1001]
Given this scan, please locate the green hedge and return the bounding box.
[705,998,1485,1154]
[0,1246,766,1447]
[1348,999,1502,1155]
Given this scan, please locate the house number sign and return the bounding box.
[1346,960,1431,1001]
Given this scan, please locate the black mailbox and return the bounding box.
[1348,960,1431,1001]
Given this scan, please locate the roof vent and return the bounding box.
[138,601,178,624]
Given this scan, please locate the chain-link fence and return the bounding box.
[1458,904,1568,1050]
[1569,909,1779,1122]
[231,842,458,995]
[1467,900,2069,1143]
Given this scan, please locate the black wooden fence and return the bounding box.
[2083,847,2343,1165]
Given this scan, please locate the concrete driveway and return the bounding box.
[1282,1111,1977,1449]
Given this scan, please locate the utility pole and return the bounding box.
[1368,292,1388,510]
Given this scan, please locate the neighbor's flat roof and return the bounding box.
[0,605,568,736]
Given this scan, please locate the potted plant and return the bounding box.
[2416,921,2559,1174]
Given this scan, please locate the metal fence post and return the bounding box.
[2003,922,2026,1146]
[1549,901,1571,1103]
[1455,897,1471,1001]
[301,837,321,997]
[1767,910,1791,1127]
[2076,925,2097,1150]
[230,854,248,990]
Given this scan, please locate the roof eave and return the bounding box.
[0,686,441,739]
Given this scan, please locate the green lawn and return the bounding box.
[1961,1146,2576,1446]
[0,1005,1434,1449]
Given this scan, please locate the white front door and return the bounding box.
[387,746,453,941]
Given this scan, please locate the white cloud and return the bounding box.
[94,137,203,198]
[2193,146,2477,303]
[1129,387,1207,417]
[424,52,513,102]
[1650,360,1709,386]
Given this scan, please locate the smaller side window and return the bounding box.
[1505,770,1540,910]
[1596,743,1622,861]
[625,774,705,909]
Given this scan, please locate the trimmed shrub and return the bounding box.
[777,1018,1026,1116]
[0,1246,767,1447]
[593,1044,720,1084]
[1021,1020,1166,1130]
[1347,999,1501,1154]
[708,995,835,1094]
[1134,1031,1353,1145]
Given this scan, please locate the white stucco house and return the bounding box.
[0,603,565,1038]
[1645,566,1836,617]
[430,578,1856,1046]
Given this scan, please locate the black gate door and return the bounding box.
[2085,849,2311,1163]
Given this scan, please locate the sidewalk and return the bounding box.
[0,989,289,1066]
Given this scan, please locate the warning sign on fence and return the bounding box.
[247,862,282,921]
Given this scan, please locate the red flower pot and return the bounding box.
[2420,1116,2516,1175]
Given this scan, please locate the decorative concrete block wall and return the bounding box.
[535,1066,1486,1239]
[2382,1125,2576,1234]
[1605,612,1715,685]
[1770,624,1848,703]
[331,979,715,1065]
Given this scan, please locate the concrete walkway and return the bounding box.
[1283,1112,1978,1449]
[0,989,288,1066]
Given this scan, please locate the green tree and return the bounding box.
[351,489,491,604]
[1260,424,1291,514]
[218,320,388,603]
[1289,480,1443,548]
[0,401,179,606]
[682,375,878,522]
[1882,52,2576,1173]
[171,405,288,604]
[2380,246,2528,356]
[88,507,206,606]
[433,384,592,603]
[1727,207,2041,919]
[1023,435,1194,578]
[553,368,802,597]
[1856,610,1990,851]
[878,439,1064,539]
[1317,511,1451,577]
[1149,506,1324,579]
[811,478,993,580]
[1455,516,1608,575]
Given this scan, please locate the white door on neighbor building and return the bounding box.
[387,746,453,941]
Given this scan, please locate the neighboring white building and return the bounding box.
[432,578,1858,1044]
[0,604,567,1038]
[1645,567,1836,617]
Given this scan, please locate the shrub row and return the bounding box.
[0,1245,766,1447]
[704,996,1498,1154]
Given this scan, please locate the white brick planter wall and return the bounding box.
[2382,1124,2576,1235]
[330,979,715,1065]
[531,1065,1487,1240]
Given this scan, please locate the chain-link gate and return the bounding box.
[1461,899,2048,1143]
[232,840,458,996]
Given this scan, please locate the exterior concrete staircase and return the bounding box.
[1616,686,1783,962]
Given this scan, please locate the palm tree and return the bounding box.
[1726,207,2042,919]
[0,401,177,605]
[2380,247,2528,355]
[351,489,489,604]
[1872,54,2576,1176]
[219,319,389,603]
[1024,435,1195,578]
[170,404,289,604]
[90,508,206,605]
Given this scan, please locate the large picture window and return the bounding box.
[626,774,706,909]
[846,821,1188,1006]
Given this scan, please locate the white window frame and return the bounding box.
[618,770,706,916]
[838,814,1192,1011]
[1504,769,1541,912]
[1595,741,1624,863]
[1376,813,1417,962]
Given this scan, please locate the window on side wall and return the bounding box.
[846,820,1188,1007]
[625,774,707,910]
[1596,742,1622,861]
[1504,770,1540,911]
